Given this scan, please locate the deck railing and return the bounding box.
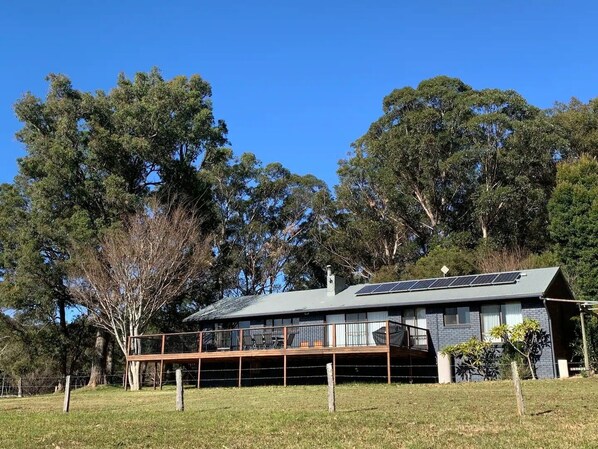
[128,320,429,357]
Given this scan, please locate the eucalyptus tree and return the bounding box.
[464,88,560,249]
[329,77,561,281]
[351,76,475,244]
[0,68,228,380]
[550,97,598,159]
[206,151,327,297]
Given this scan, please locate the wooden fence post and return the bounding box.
[176,368,184,412]
[63,375,71,413]
[17,376,22,398]
[511,362,525,417]
[326,362,336,412]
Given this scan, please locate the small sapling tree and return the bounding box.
[490,319,550,380]
[441,338,500,381]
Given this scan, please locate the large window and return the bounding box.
[480,302,522,342]
[444,307,470,326]
[264,317,299,327]
[326,311,389,347]
[403,307,427,346]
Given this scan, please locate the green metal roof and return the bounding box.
[184,267,572,322]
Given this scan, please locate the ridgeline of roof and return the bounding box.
[184,267,570,323]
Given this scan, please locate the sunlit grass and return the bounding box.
[1,377,597,448]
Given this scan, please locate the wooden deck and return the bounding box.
[125,320,430,387]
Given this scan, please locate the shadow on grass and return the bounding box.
[531,409,554,416]
[339,407,378,413]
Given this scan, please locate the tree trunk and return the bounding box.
[527,356,537,380]
[88,330,109,388]
[105,338,114,384]
[129,361,141,391]
[58,296,69,377]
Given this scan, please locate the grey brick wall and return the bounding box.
[521,300,555,379]
[424,299,555,381]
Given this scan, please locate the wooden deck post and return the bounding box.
[283,326,288,386]
[197,358,201,388]
[238,357,242,388]
[198,331,203,353]
[153,362,157,390]
[332,323,336,347]
[239,329,244,351]
[386,320,391,384]
[159,360,164,390]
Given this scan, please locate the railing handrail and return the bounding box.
[129,319,430,341]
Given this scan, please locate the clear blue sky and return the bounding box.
[1,1,597,188]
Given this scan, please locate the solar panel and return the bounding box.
[429,277,456,289]
[470,273,499,286]
[390,280,419,292]
[355,284,379,295]
[372,282,399,294]
[493,271,520,284]
[450,275,477,287]
[410,279,436,290]
[356,271,521,297]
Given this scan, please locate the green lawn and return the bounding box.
[0,378,597,449]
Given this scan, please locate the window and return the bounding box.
[326,311,389,347]
[264,317,299,327]
[444,307,470,325]
[403,307,427,346]
[480,302,522,342]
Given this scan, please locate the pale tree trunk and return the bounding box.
[127,325,142,391]
[129,361,141,391]
[88,330,109,388]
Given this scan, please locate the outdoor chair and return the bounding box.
[286,332,296,348]
[252,333,264,349]
[263,333,274,349]
[243,332,254,350]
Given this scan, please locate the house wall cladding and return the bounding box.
[424,299,555,381]
[521,299,555,379]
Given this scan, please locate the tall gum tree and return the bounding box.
[0,68,228,382]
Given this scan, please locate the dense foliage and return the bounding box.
[441,338,500,381]
[490,319,551,380]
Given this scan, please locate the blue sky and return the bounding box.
[1,1,597,188]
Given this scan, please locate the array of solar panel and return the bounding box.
[355,271,521,296]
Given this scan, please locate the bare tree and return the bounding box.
[476,247,530,274]
[69,201,211,390]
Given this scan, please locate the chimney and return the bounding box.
[326,265,347,296]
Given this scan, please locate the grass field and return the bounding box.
[0,377,597,449]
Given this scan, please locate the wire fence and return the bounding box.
[1,359,583,397]
[0,373,125,398]
[153,362,440,388]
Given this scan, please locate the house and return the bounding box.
[126,266,578,387]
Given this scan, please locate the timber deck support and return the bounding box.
[125,320,429,388]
